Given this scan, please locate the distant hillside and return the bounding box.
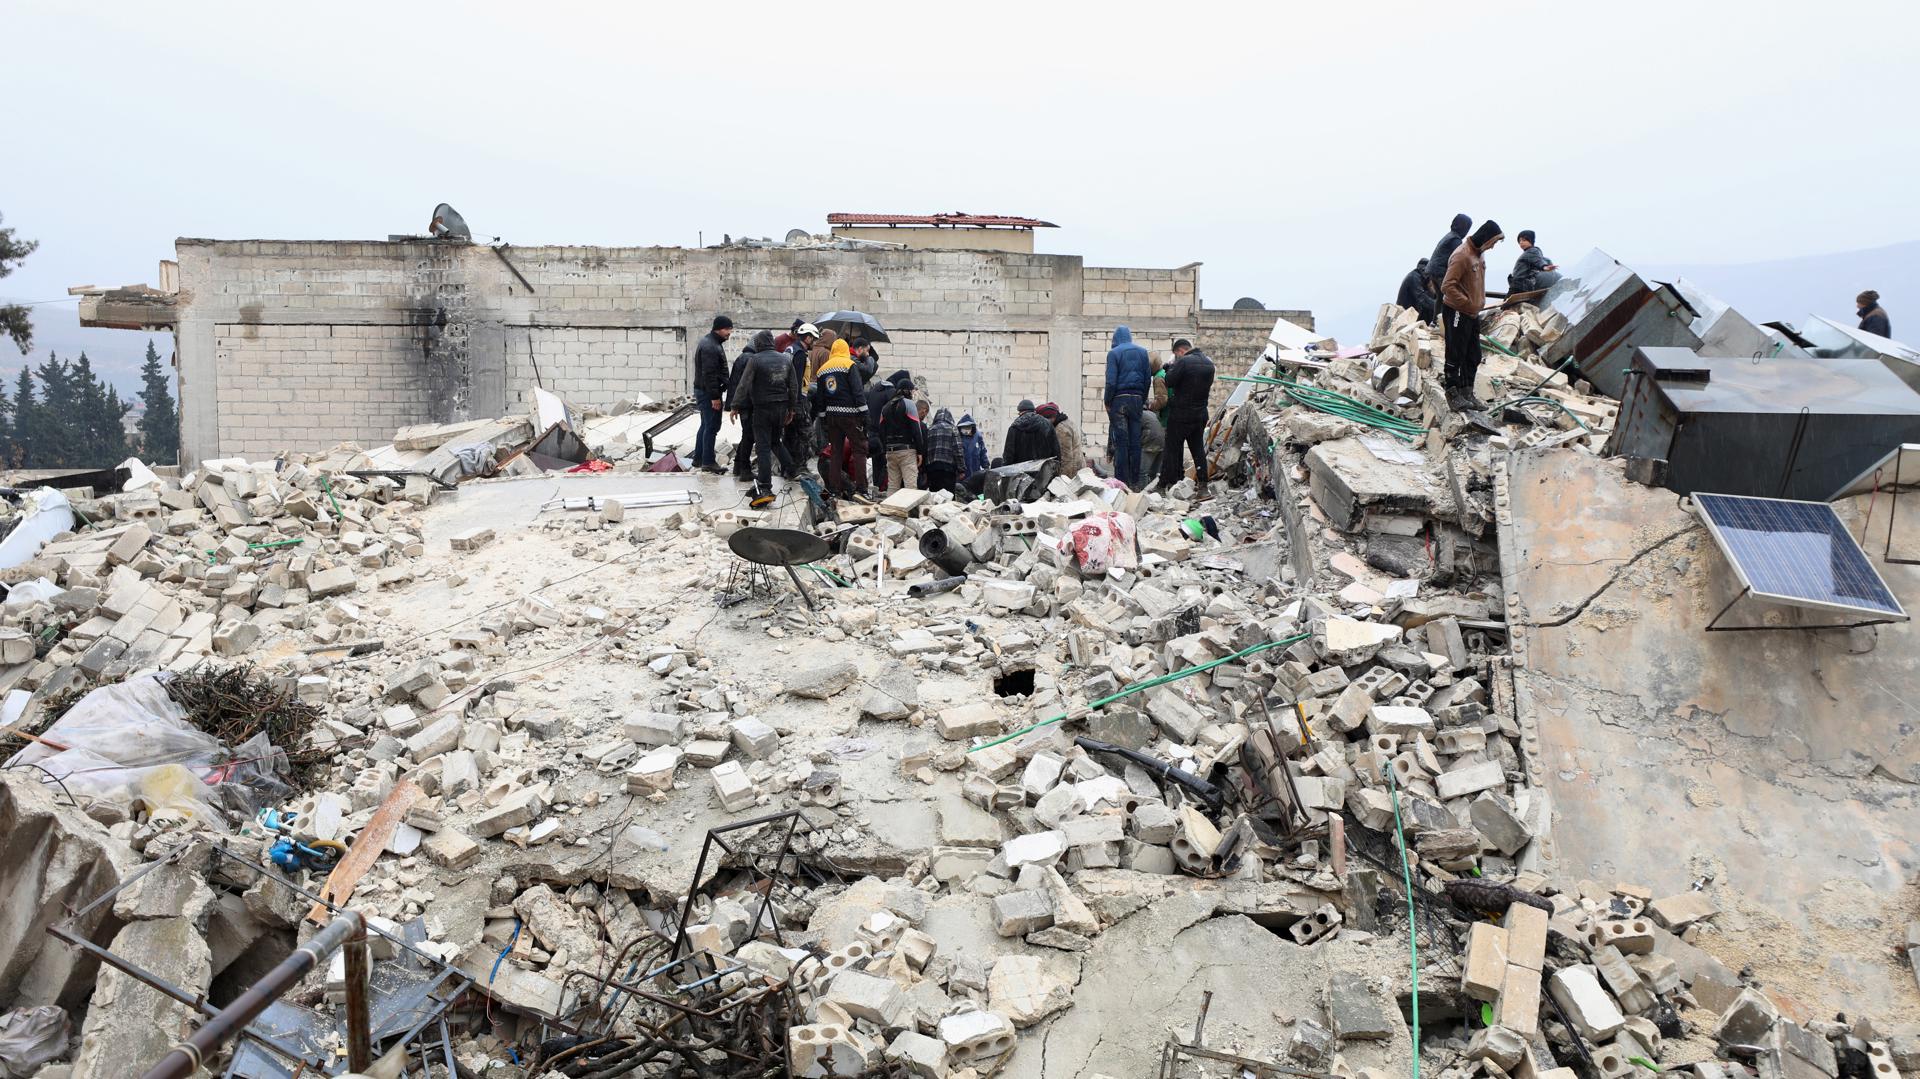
[1638,239,1917,336]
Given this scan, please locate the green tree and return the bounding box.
[34,353,76,466]
[137,339,179,464]
[0,213,37,354]
[71,352,130,465]
[12,366,35,467]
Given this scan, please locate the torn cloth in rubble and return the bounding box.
[1063,511,1138,574]
[428,442,497,486]
[5,675,287,828]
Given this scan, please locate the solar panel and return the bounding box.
[1693,493,1907,620]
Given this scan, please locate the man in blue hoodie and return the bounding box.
[1103,325,1152,487]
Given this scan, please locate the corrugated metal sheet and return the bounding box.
[826,212,1058,229]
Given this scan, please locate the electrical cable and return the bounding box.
[969,632,1309,752]
[1386,758,1423,1079]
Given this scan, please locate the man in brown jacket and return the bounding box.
[1440,219,1503,410]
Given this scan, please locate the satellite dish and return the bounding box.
[1232,297,1266,311]
[429,203,471,241]
[785,228,812,244]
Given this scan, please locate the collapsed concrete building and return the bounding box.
[75,215,1305,468]
[5,238,1919,1079]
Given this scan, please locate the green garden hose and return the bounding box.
[1387,753,1423,1079]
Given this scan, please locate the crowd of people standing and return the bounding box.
[687,315,1225,507]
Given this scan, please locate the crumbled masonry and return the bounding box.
[0,300,1915,1079]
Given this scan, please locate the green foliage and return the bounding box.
[4,350,137,468]
[0,211,37,354]
[137,339,180,464]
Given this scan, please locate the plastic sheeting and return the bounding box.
[0,1006,69,1078]
[0,489,75,571]
[4,675,287,828]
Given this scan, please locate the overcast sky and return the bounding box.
[5,0,1917,390]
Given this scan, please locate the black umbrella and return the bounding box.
[815,310,890,344]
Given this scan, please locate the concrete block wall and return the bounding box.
[509,328,686,413]
[166,239,1298,467]
[212,324,431,457]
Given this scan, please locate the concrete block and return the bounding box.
[1498,962,1542,1038]
[729,716,779,759]
[1588,917,1655,956]
[1435,759,1504,800]
[711,760,756,811]
[826,969,906,1025]
[988,954,1073,1028]
[1366,704,1435,738]
[422,828,480,869]
[937,701,1001,740]
[790,1023,878,1077]
[449,527,495,551]
[937,1010,1015,1066]
[992,889,1053,936]
[625,711,686,746]
[307,566,357,597]
[1646,891,1718,931]
[885,1030,949,1078]
[1463,921,1509,1001]
[1002,830,1067,868]
[1325,971,1394,1040]
[1505,901,1548,970]
[1549,966,1626,1042]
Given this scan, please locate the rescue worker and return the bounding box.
[739,330,799,507]
[809,338,869,498]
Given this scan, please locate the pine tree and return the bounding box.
[12,366,35,468]
[137,339,180,465]
[0,212,37,354]
[34,353,75,466]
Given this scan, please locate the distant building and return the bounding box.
[826,212,1057,254]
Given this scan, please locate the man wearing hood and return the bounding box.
[1158,339,1215,489]
[878,376,925,492]
[810,338,868,498]
[926,408,964,493]
[1441,220,1504,410]
[866,369,906,491]
[1036,403,1086,476]
[690,315,732,471]
[1397,258,1437,321]
[723,340,759,481]
[1859,291,1892,338]
[740,330,800,506]
[958,413,990,481]
[1004,399,1060,466]
[1104,325,1152,486]
[1426,215,1472,312]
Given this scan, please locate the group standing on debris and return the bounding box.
[688,314,1228,506]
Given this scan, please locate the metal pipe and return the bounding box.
[139,912,364,1079]
[344,921,373,1072]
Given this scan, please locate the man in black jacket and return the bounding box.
[1157,339,1215,490]
[723,345,757,481]
[739,330,799,506]
[1425,215,1472,318]
[1397,259,1437,321]
[1859,291,1892,338]
[866,370,903,491]
[690,315,732,471]
[1003,399,1060,466]
[785,322,819,476]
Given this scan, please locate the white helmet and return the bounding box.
[796,322,820,338]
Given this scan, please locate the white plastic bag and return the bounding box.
[0,489,75,571]
[1062,511,1138,574]
[6,674,227,827]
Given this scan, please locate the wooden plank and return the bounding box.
[307,778,426,923]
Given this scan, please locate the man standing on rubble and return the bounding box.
[785,322,820,477]
[1426,215,1472,315]
[691,315,732,472]
[741,330,799,508]
[1398,258,1437,321]
[1104,325,1152,487]
[878,376,925,491]
[1441,220,1504,410]
[1157,339,1215,490]
[1004,399,1060,466]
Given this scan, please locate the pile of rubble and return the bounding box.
[0,318,1916,1079]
